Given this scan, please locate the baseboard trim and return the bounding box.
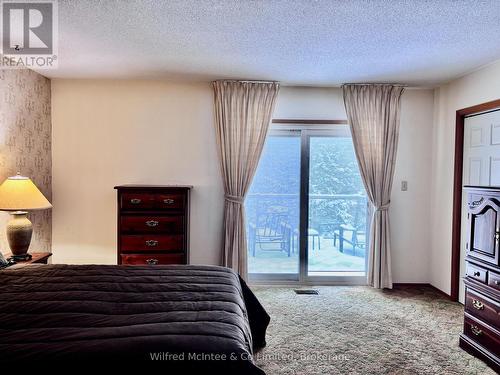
[249,282,454,300]
[393,283,453,300]
[249,280,367,287]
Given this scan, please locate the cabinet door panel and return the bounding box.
[467,196,500,266]
[472,208,497,255]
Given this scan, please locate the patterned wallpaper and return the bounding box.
[0,69,51,254]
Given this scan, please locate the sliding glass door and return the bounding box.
[247,125,368,283]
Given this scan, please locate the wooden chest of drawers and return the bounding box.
[115,185,191,266]
[459,187,500,372]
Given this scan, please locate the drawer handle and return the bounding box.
[145,220,159,227]
[468,197,483,209]
[470,325,482,336]
[146,258,159,265]
[130,198,142,204]
[472,299,484,310]
[145,240,159,247]
[473,271,481,277]
[163,198,175,205]
[495,232,499,242]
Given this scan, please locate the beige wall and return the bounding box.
[52,81,435,283]
[51,80,222,265]
[430,60,500,294]
[0,69,52,255]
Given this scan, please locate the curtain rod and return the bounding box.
[212,80,279,84]
[213,80,408,86]
[272,119,347,125]
[341,83,407,87]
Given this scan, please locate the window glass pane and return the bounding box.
[308,136,367,276]
[246,135,301,275]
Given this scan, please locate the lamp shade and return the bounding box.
[0,174,52,211]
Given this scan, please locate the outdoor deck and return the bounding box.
[248,235,366,274]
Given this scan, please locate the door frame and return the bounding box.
[450,99,500,301]
[249,119,368,285]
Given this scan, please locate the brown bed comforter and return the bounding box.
[0,264,269,372]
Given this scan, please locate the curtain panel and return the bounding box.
[212,80,280,280]
[342,84,404,289]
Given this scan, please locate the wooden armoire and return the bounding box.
[459,186,500,372]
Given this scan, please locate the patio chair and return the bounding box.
[249,209,292,257]
[333,197,367,256]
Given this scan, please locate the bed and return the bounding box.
[0,264,269,372]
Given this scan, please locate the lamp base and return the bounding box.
[6,211,33,257]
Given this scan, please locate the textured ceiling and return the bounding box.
[39,0,500,85]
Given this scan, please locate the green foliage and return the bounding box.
[309,137,363,195]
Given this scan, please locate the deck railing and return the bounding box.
[246,192,368,258]
[246,192,367,233]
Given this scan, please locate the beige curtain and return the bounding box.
[213,80,280,280]
[342,84,404,289]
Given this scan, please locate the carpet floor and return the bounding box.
[251,285,495,375]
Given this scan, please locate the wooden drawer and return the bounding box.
[121,193,155,210]
[120,235,184,252]
[466,262,488,284]
[121,193,185,210]
[465,289,500,329]
[121,253,184,265]
[464,316,500,357]
[155,193,185,210]
[120,215,184,234]
[489,271,500,292]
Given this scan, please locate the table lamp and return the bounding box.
[0,173,52,260]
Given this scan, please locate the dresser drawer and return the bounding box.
[155,193,185,210]
[120,235,184,252]
[120,215,184,234]
[121,253,184,265]
[465,289,500,329]
[121,193,185,210]
[466,262,488,284]
[464,316,500,357]
[121,193,155,210]
[489,271,500,292]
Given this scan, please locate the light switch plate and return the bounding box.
[401,180,408,191]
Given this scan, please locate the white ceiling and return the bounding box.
[39,0,500,86]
